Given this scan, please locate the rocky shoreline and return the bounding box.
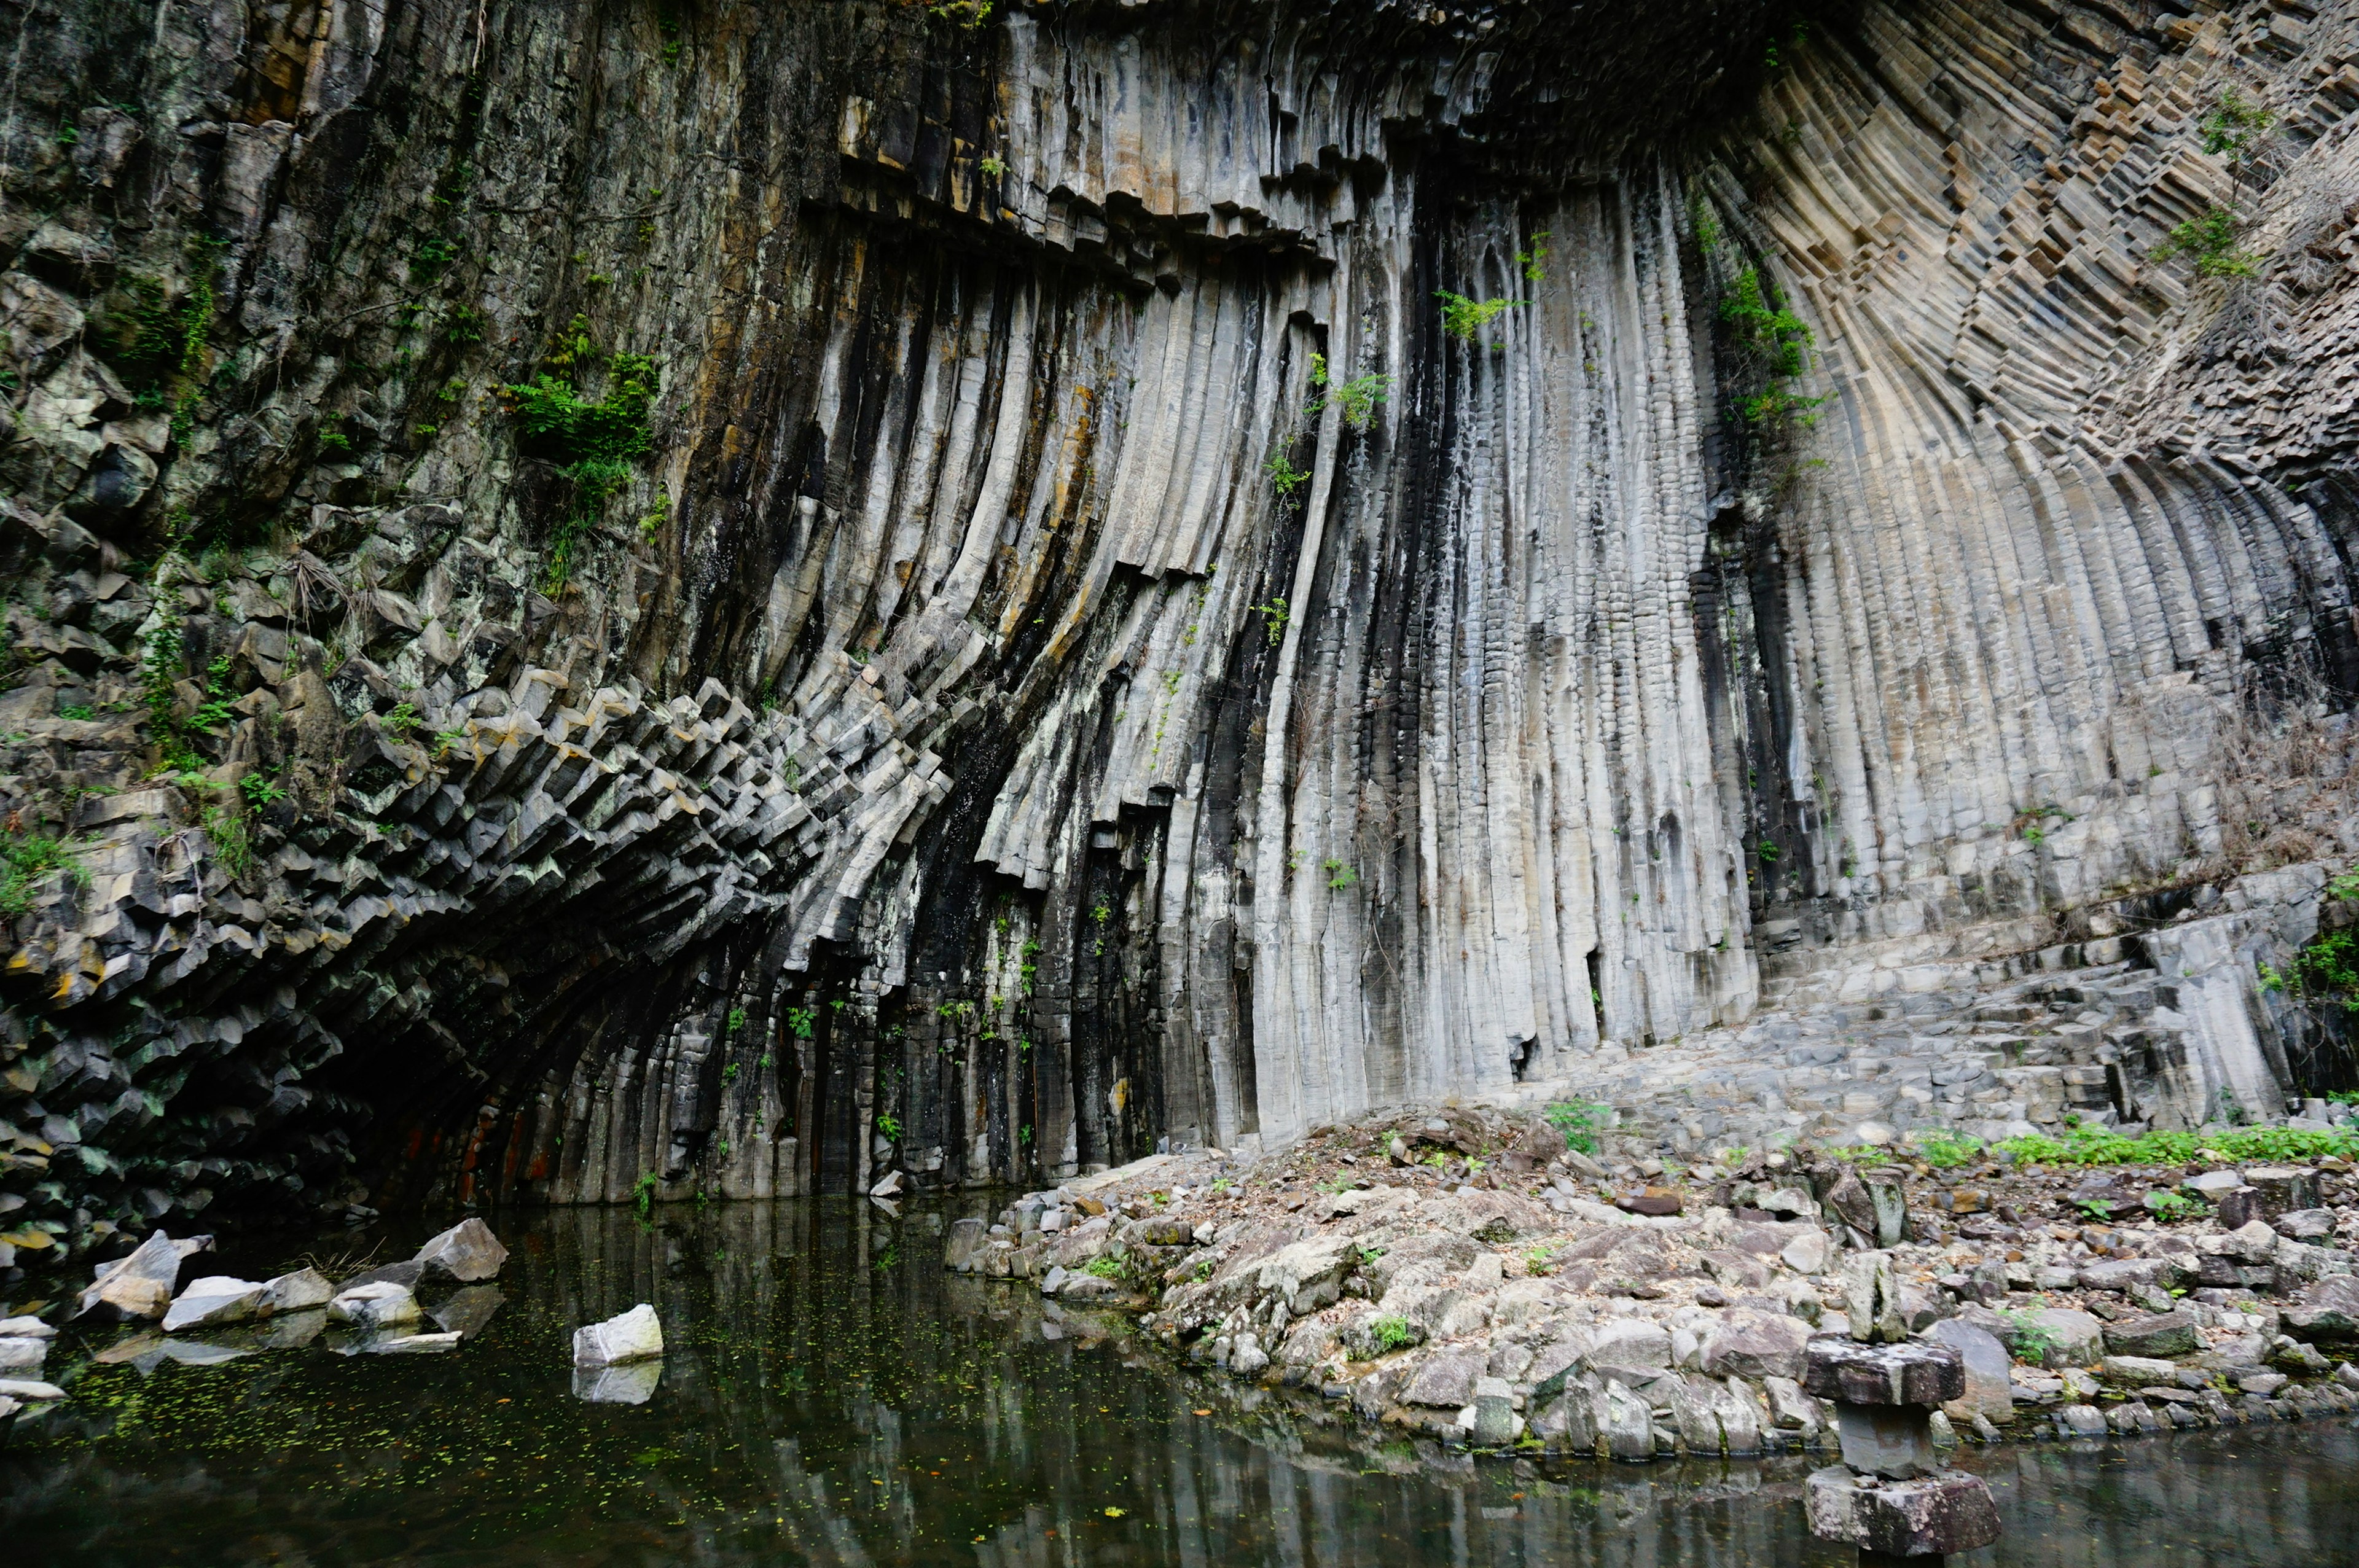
[946,1102,2359,1461]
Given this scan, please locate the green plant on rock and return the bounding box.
[1323,859,1358,890]
[979,155,1006,178]
[2199,88,2275,166]
[1371,1315,1416,1352]
[1,833,87,915]
[1517,230,1551,284]
[877,1114,901,1142]
[783,1005,816,1038]
[929,0,993,26]
[1266,446,1310,500]
[2152,208,2258,279]
[2146,1189,2202,1223]
[1544,1098,1611,1155]
[1251,596,1289,647]
[202,798,252,878]
[1305,352,1391,430]
[238,771,286,809]
[1914,1130,1983,1169]
[2283,869,2359,1015]
[2000,1309,2056,1363]
[503,318,660,588]
[1718,267,1828,428]
[1084,1254,1127,1280]
[1436,289,1522,343]
[633,1169,660,1217]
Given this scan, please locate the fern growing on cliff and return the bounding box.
[1436,289,1522,344]
[503,320,661,588]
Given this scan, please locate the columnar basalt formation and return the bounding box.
[2,1,2356,1265]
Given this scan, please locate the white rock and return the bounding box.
[366,1332,463,1354]
[0,1338,47,1374]
[163,1276,267,1333]
[0,1378,67,1401]
[259,1266,335,1314]
[0,1316,57,1339]
[573,1303,664,1367]
[328,1281,422,1330]
[1782,1229,1831,1274]
[412,1218,509,1282]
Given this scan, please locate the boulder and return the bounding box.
[413,1218,509,1282]
[2181,1169,2246,1201]
[2098,1355,2179,1387]
[0,1378,68,1402]
[1804,1336,1963,1406]
[944,1217,988,1271]
[2274,1208,2336,1243]
[2240,1165,2320,1220]
[340,1259,428,1293]
[328,1281,423,1331]
[1587,1317,1674,1378]
[1700,1313,1812,1381]
[1402,1348,1485,1408]
[1597,1379,1656,1460]
[1762,1374,1826,1436]
[1782,1228,1831,1274]
[259,1267,335,1315]
[1471,1376,1519,1445]
[1834,1402,1938,1480]
[2284,1276,2359,1343]
[870,1169,906,1199]
[2075,1257,2192,1294]
[573,1303,664,1367]
[0,1316,57,1340]
[0,1337,47,1375]
[1250,1235,1356,1315]
[1922,1319,2013,1425]
[2101,1309,2199,1359]
[2006,1307,2103,1370]
[162,1276,267,1333]
[2216,1219,2281,1263]
[76,1230,193,1320]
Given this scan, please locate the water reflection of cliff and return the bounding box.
[6,1200,2357,1566]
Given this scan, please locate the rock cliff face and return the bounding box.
[2,0,2357,1258]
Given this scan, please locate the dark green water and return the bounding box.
[4,1197,2357,1566]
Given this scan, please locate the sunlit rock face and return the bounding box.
[1,0,2353,1242]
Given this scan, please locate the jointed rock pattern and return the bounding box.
[1,0,2357,1269]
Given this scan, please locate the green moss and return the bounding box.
[1,832,88,913]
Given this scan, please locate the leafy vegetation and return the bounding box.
[1251,596,1289,646]
[1998,1122,2359,1168]
[2281,869,2359,1013]
[1,832,87,915]
[2152,208,2258,279]
[1435,289,1522,343]
[502,318,660,588]
[1913,1129,1984,1169]
[1544,1098,1611,1154]
[1718,267,1828,427]
[1371,1314,1416,1352]
[1305,351,1391,429]
[2199,88,2274,165]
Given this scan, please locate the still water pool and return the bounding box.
[4,1197,2357,1566]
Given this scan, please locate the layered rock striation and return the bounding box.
[2,0,2357,1265]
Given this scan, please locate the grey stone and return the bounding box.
[1804,1465,2001,1557]
[76,1230,187,1320]
[573,1303,663,1367]
[2099,1355,2180,1387]
[1804,1336,1964,1406]
[329,1281,421,1332]
[1834,1402,1938,1480]
[2102,1309,2199,1359]
[1470,1376,1517,1444]
[1402,1348,1485,1408]
[413,1218,509,1282]
[259,1267,335,1316]
[1923,1319,2013,1425]
[162,1276,267,1333]
[1700,1313,1812,1381]
[573,1360,662,1404]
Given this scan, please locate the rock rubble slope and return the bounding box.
[955,1098,2359,1459]
[2,0,2358,1270]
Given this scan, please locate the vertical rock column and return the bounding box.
[1801,1337,2001,1566]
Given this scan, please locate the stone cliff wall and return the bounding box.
[2,0,2355,1264]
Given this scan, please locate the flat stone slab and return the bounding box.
[1802,1336,1963,1407]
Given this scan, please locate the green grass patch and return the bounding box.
[1999,1122,2359,1168]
